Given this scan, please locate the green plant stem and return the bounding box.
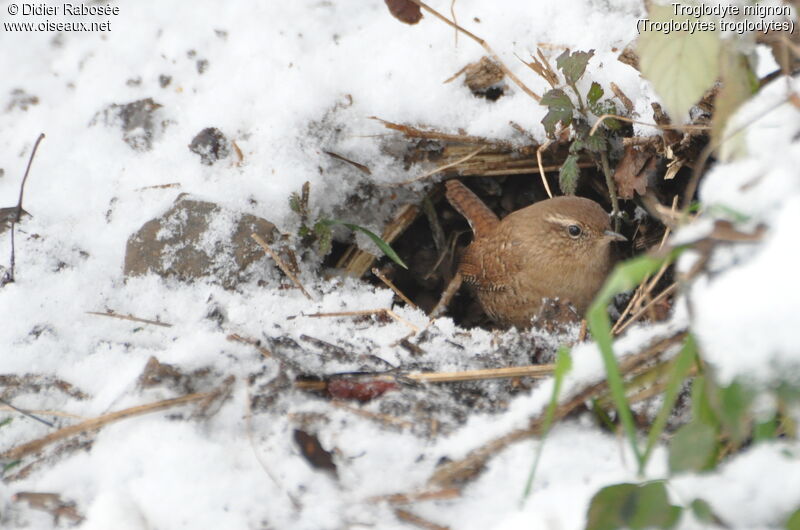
[641,334,698,472]
[600,150,620,232]
[568,81,587,116]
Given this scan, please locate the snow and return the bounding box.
[1,0,799,528]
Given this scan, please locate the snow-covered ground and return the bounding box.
[1,0,799,528]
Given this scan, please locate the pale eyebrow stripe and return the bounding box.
[544,214,578,226]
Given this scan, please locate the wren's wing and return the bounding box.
[459,239,520,293]
[445,180,499,239]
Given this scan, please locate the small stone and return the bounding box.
[91,97,165,151]
[189,128,230,166]
[123,196,277,288]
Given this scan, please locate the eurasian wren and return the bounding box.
[445,179,625,328]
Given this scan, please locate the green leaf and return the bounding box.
[321,219,408,269]
[718,380,754,443]
[637,3,721,121]
[691,375,720,429]
[558,154,580,195]
[786,507,800,530]
[586,481,682,530]
[521,346,573,502]
[556,49,594,85]
[540,89,574,136]
[313,221,333,256]
[0,417,12,428]
[715,49,757,162]
[584,131,606,153]
[669,420,718,473]
[690,498,726,526]
[754,415,778,442]
[587,82,604,105]
[289,192,302,213]
[586,248,686,472]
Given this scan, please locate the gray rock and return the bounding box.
[124,196,277,288]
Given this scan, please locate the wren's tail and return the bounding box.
[445,179,500,239]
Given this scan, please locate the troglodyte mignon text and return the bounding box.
[445,179,626,328]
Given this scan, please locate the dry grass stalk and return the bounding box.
[335,204,420,278]
[429,271,462,318]
[370,487,461,505]
[251,233,314,300]
[134,182,181,191]
[405,0,541,102]
[85,310,172,327]
[588,113,711,137]
[305,308,420,333]
[0,407,84,420]
[329,400,414,430]
[392,146,487,186]
[426,331,686,487]
[612,195,678,335]
[1,390,222,461]
[536,139,555,198]
[372,267,418,309]
[294,363,555,391]
[394,508,450,530]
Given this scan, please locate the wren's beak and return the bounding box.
[603,230,627,242]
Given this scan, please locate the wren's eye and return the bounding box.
[567,225,582,238]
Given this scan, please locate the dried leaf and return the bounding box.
[613,144,658,199]
[293,429,338,475]
[384,0,422,25]
[327,379,398,402]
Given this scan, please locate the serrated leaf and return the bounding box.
[540,89,574,136]
[313,221,332,256]
[289,192,302,213]
[638,3,720,122]
[556,49,594,84]
[587,82,604,105]
[558,154,580,195]
[669,420,718,473]
[585,131,606,153]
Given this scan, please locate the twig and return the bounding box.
[392,146,486,186]
[372,267,418,309]
[430,272,463,318]
[0,391,217,461]
[5,133,45,284]
[14,134,45,223]
[251,233,313,300]
[600,150,620,232]
[86,310,172,327]
[406,0,541,102]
